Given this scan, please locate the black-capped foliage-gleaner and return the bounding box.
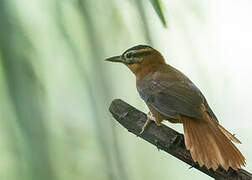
[106,45,245,171]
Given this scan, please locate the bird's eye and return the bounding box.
[125,52,132,59]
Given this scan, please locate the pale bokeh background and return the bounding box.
[0,0,251,180]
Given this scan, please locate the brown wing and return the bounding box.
[137,73,217,121]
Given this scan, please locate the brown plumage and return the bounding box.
[183,104,245,170]
[106,45,246,171]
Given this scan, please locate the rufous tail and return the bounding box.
[217,124,241,144]
[182,105,245,171]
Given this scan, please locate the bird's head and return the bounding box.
[105,45,165,75]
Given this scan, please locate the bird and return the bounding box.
[105,45,245,171]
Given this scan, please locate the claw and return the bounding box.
[139,118,151,135]
[139,128,145,135]
[139,112,154,135]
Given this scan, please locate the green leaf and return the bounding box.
[149,0,167,27]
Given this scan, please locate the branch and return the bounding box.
[109,99,252,180]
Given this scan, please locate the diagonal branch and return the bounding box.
[109,99,252,180]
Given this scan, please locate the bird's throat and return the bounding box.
[134,64,162,81]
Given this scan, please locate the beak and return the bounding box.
[105,55,124,63]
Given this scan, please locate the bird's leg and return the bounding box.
[139,112,155,134]
[154,118,162,126]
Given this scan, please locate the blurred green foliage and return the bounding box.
[0,0,166,180]
[149,0,167,27]
[0,0,250,180]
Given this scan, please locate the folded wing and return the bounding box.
[137,74,207,120]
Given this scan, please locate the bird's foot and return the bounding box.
[155,121,161,126]
[139,112,155,135]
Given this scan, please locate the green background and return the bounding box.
[0,0,251,180]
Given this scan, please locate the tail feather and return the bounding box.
[218,124,241,144]
[182,106,245,170]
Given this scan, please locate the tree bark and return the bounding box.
[109,99,252,180]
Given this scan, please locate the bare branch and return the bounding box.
[109,99,252,180]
